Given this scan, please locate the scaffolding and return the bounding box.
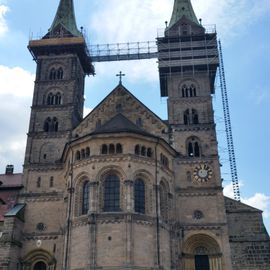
[89,41,157,62]
[218,40,241,201]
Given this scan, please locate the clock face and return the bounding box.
[193,164,213,183]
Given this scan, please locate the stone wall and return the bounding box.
[225,197,270,270]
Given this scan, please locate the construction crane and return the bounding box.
[87,32,241,202]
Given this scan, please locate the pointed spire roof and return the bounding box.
[48,0,82,37]
[168,0,199,28]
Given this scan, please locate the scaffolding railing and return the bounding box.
[88,41,158,62]
[157,24,216,38]
[218,40,241,201]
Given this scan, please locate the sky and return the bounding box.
[0,0,269,231]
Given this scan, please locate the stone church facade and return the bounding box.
[0,0,269,270]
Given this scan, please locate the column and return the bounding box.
[89,181,99,213]
[124,180,134,212]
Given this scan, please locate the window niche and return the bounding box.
[187,137,201,157]
[134,178,145,214]
[49,67,64,81]
[46,92,62,105]
[134,145,153,158]
[103,174,120,212]
[82,181,90,215]
[101,144,123,155]
[180,82,198,98]
[183,109,199,125]
[43,117,58,132]
[75,147,91,161]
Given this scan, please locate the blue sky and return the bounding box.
[0,0,269,231]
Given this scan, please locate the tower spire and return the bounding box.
[168,0,199,28]
[48,0,82,37]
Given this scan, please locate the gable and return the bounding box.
[73,84,168,139]
[225,196,262,213]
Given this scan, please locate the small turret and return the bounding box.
[47,0,82,38]
[168,0,200,28]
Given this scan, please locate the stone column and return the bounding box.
[154,184,161,216]
[124,180,134,266]
[183,254,195,270]
[209,255,222,270]
[124,180,134,212]
[89,181,99,213]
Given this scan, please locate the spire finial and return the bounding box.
[116,71,125,84]
[168,0,200,29]
[47,0,82,37]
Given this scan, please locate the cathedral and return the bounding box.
[0,0,269,270]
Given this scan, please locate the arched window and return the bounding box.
[147,148,152,158]
[134,179,145,214]
[34,261,47,270]
[81,149,86,159]
[141,146,146,156]
[37,177,41,188]
[55,92,62,105]
[44,117,51,132]
[182,84,188,97]
[160,153,169,168]
[85,147,90,158]
[192,109,199,124]
[96,119,101,128]
[187,137,201,157]
[190,84,197,97]
[136,118,143,127]
[57,67,63,80]
[101,144,108,154]
[103,174,120,212]
[82,181,90,215]
[109,144,115,154]
[47,93,54,105]
[50,176,54,187]
[135,145,140,155]
[194,142,200,157]
[116,103,122,113]
[52,117,58,132]
[160,181,168,221]
[76,150,81,161]
[116,143,122,154]
[49,68,56,80]
[184,109,190,125]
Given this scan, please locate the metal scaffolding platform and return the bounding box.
[89,41,158,62]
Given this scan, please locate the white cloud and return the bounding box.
[0,65,34,173]
[83,106,92,117]
[0,4,9,37]
[0,65,35,97]
[223,182,235,199]
[223,182,270,218]
[242,193,270,218]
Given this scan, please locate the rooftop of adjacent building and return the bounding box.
[0,165,23,188]
[0,165,23,223]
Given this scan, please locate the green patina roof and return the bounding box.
[168,0,199,28]
[48,0,82,37]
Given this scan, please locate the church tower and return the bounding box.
[25,0,94,166]
[158,1,233,269]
